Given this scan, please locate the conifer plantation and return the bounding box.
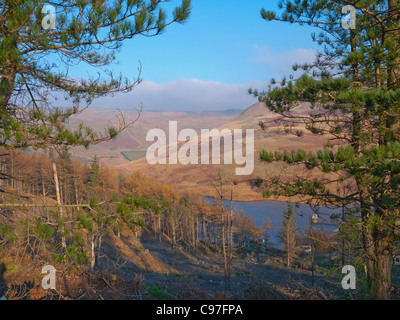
[0,148,271,299]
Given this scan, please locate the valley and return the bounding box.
[71,101,331,202]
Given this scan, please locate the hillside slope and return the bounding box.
[116,102,329,201]
[69,108,241,166]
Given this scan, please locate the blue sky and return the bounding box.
[86,0,321,111]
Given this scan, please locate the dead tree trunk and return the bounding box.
[53,161,66,250]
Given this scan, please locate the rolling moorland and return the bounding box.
[115,101,334,202]
[70,101,332,201]
[69,108,242,167]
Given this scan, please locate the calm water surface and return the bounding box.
[205,198,341,248]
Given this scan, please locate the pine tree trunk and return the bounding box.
[362,217,394,299]
[0,57,17,112]
[388,0,400,88]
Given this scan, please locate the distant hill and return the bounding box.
[144,109,244,116]
[69,107,241,166]
[115,101,329,201]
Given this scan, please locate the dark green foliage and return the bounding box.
[0,224,16,243]
[55,243,89,265]
[144,284,174,300]
[253,0,400,299]
[76,211,94,231]
[0,0,192,151]
[34,219,54,240]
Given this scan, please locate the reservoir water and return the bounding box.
[205,198,341,248]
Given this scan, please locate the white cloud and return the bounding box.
[91,79,265,112]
